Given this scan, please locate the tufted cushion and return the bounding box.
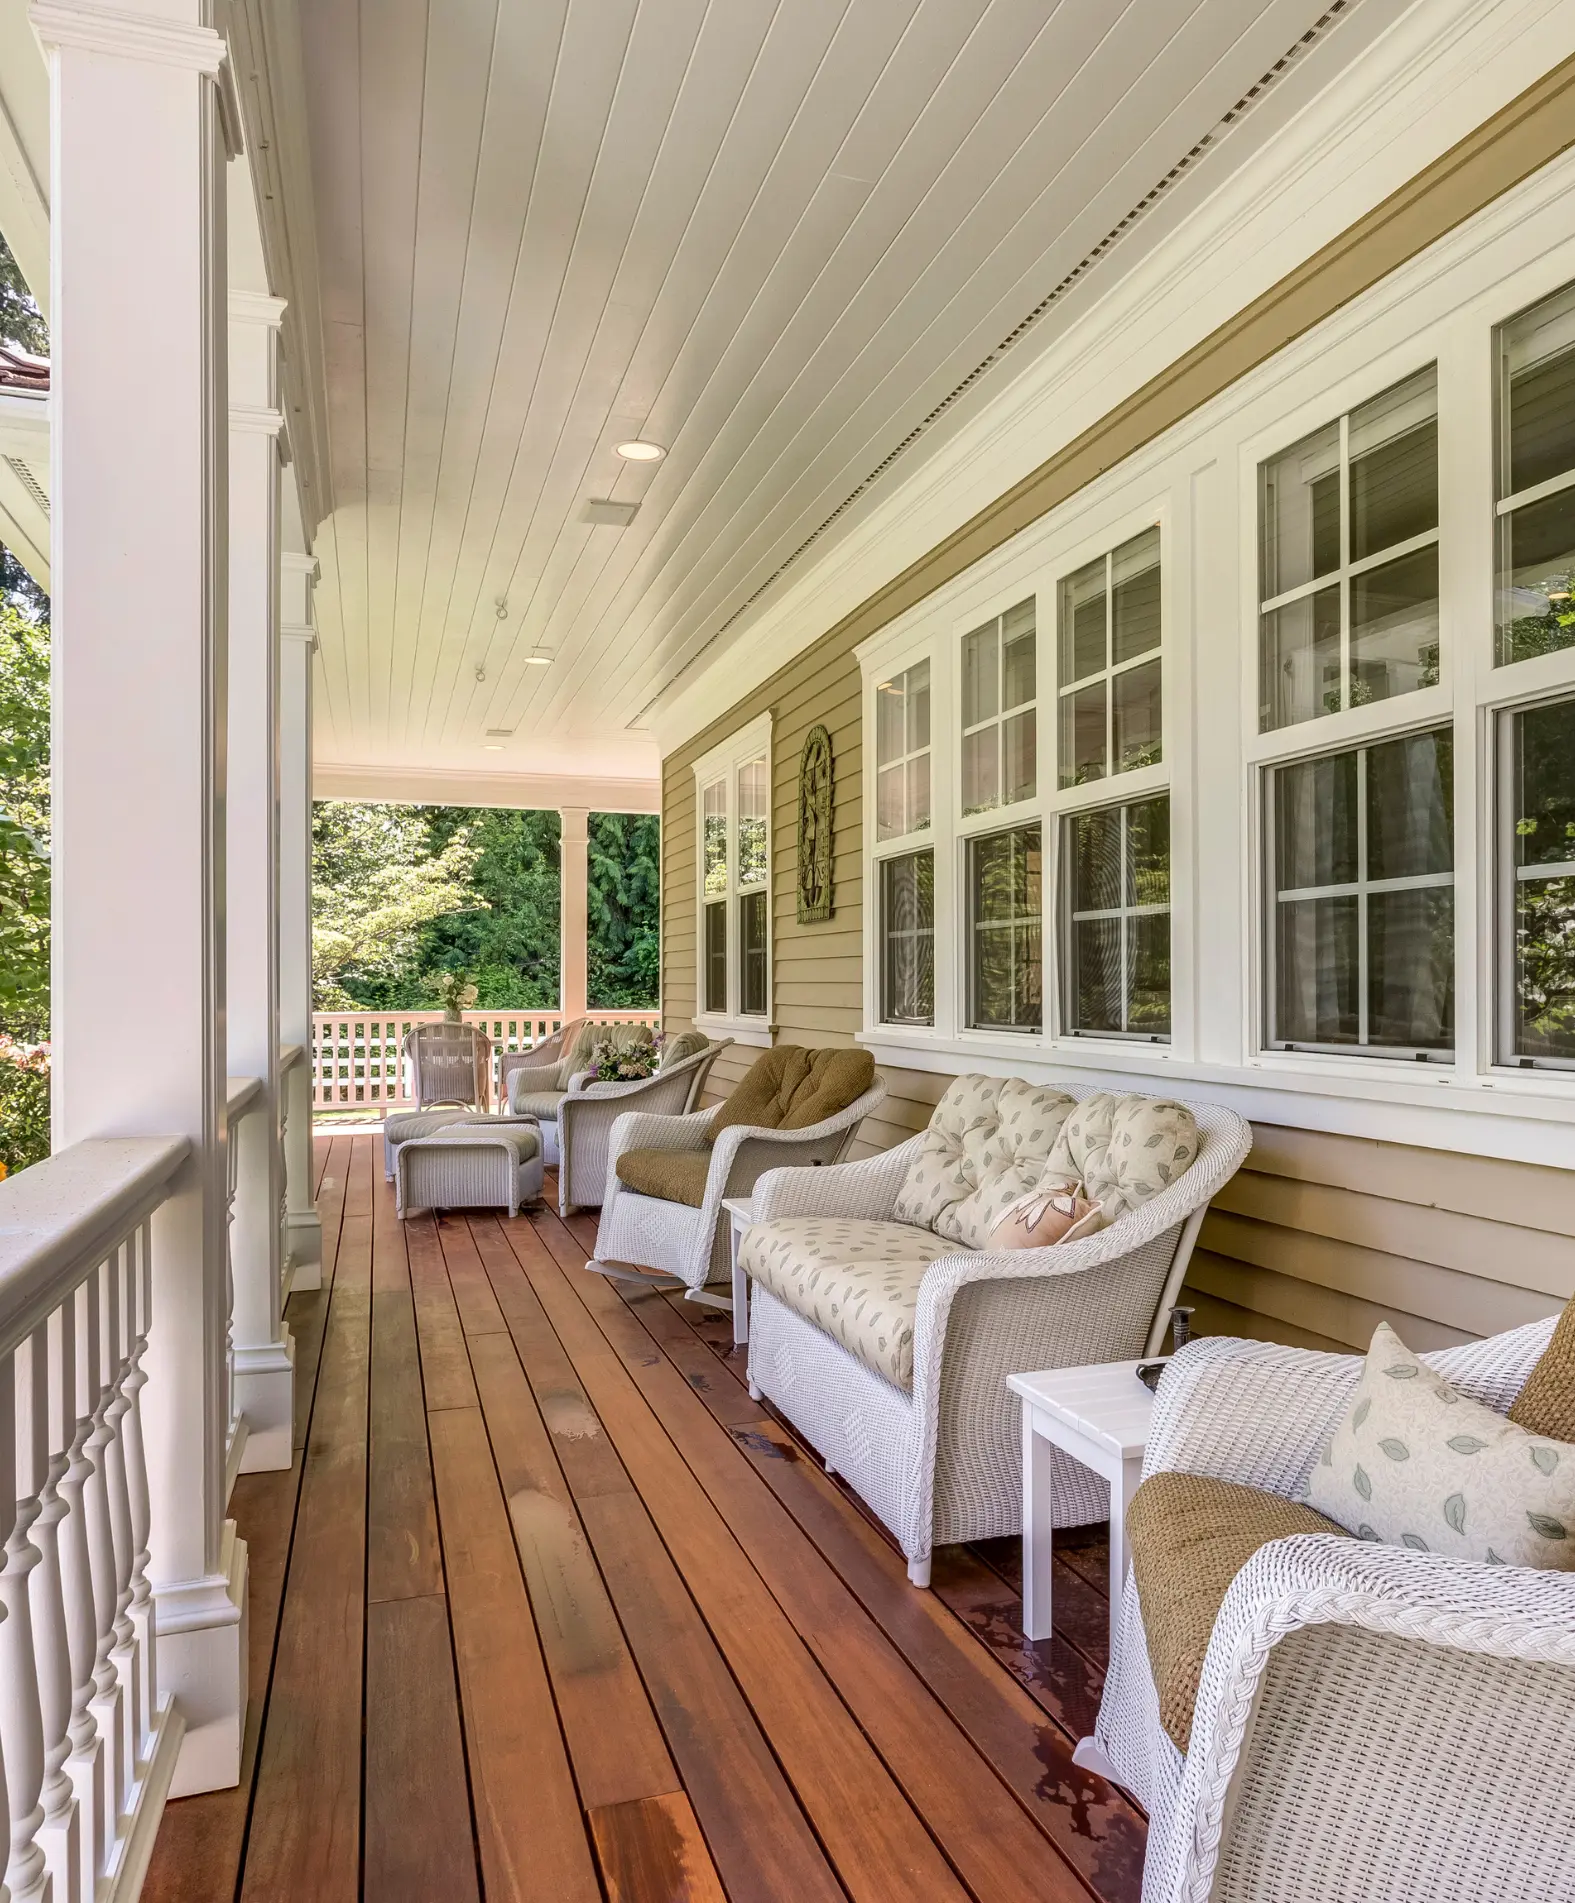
[384,1107,472,1144]
[892,1073,1199,1246]
[741,1217,959,1389]
[1129,1472,1351,1751]
[658,1029,710,1071]
[413,1120,542,1163]
[1509,1297,1575,1443]
[613,1147,712,1208]
[508,1087,568,1121]
[710,1046,875,1141]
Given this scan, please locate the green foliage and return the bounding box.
[0,1040,49,1178]
[0,589,50,1045]
[0,232,47,358]
[315,801,660,1011]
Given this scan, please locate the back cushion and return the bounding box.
[892,1075,1077,1248]
[551,1021,598,1088]
[710,1046,875,1140]
[658,1029,709,1071]
[1043,1091,1200,1220]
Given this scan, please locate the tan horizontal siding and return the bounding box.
[661,68,1575,1355]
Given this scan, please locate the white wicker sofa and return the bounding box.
[1091,1321,1575,1903]
[740,1074,1251,1587]
[590,1046,887,1294]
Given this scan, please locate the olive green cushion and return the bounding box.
[613,1147,712,1208]
[658,1029,709,1071]
[709,1045,875,1142]
[1510,1297,1575,1443]
[1129,1472,1350,1752]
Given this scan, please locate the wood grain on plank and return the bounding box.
[364,1594,480,1903]
[589,1791,728,1903]
[406,1214,478,1409]
[368,1182,443,1602]
[435,1212,508,1336]
[427,1402,601,1903]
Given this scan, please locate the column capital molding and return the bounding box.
[279,622,317,651]
[229,403,284,438]
[280,551,319,579]
[228,290,287,330]
[29,1,225,73]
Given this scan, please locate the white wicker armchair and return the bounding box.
[402,1020,492,1110]
[556,1040,730,1217]
[589,1075,888,1294]
[742,1089,1251,1587]
[1091,1321,1575,1903]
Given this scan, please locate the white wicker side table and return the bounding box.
[1007,1359,1162,1658]
[722,1196,755,1346]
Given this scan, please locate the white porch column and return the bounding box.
[226,292,292,1474]
[37,0,246,1803]
[278,551,320,1292]
[560,807,590,1020]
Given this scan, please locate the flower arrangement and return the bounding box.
[433,969,479,1021]
[588,1037,657,1083]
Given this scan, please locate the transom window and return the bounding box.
[1057,526,1161,786]
[1499,696,1575,1067]
[1266,727,1454,1058]
[968,823,1041,1031]
[961,601,1035,814]
[1061,796,1170,1040]
[694,721,771,1025]
[1496,282,1575,666]
[1258,367,1439,731]
[875,660,931,840]
[880,850,935,1025]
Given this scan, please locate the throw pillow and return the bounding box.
[657,1029,709,1071]
[1308,1321,1575,1568]
[1508,1296,1575,1443]
[988,1183,1105,1250]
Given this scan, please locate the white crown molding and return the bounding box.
[648,0,1575,758]
[228,290,286,328]
[228,403,283,437]
[28,1,225,73]
[312,760,661,815]
[280,551,318,579]
[279,621,317,650]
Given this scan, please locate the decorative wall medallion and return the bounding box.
[797,724,834,923]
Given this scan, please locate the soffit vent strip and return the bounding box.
[4,456,49,516]
[633,0,1353,728]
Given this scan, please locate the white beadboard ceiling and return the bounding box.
[300,0,1357,795]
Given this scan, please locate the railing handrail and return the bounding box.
[226,1074,265,1120]
[278,1041,304,1075]
[0,1135,187,1360]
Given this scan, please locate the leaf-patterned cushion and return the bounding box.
[1309,1321,1575,1568]
[890,1073,1199,1247]
[740,1217,959,1390]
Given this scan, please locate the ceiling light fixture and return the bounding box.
[483,743,504,751]
[522,652,552,667]
[615,440,666,462]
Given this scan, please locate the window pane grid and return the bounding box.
[1057,528,1161,786]
[968,824,1042,1031]
[1259,369,1439,729]
[1500,696,1575,1066]
[1063,797,1171,1039]
[1496,282,1575,665]
[1268,730,1455,1058]
[876,661,931,840]
[880,850,935,1025]
[962,602,1036,815]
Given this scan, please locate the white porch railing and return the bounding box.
[0,1136,188,1903]
[310,1008,661,1109]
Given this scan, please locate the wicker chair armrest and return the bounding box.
[604,1104,720,1169]
[750,1136,922,1224]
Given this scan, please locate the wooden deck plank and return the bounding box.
[500,1217,978,1903]
[293,1133,353,1450]
[406,1214,479,1409]
[476,1228,848,1903]
[530,1215,1116,1903]
[239,1135,375,1903]
[364,1594,481,1903]
[588,1792,729,1903]
[426,1402,602,1903]
[369,1182,443,1603]
[435,1212,509,1336]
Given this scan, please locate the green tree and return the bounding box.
[0,231,47,357]
[588,811,660,1007]
[311,802,482,1008]
[0,572,51,1174]
[419,806,562,1007]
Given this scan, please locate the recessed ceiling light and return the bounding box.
[615,440,665,462]
[521,653,553,667]
[483,743,504,751]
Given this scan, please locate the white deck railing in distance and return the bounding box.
[0,1136,187,1903]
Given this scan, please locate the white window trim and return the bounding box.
[850,169,1575,1164]
[692,712,773,1046]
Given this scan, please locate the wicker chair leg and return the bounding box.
[748,1378,762,1401]
[906,1555,932,1589]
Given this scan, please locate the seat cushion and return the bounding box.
[741,1216,958,1389]
[1510,1297,1575,1442]
[710,1045,875,1140]
[414,1120,542,1163]
[614,1146,712,1208]
[509,1088,567,1121]
[1128,1472,1350,1752]
[384,1107,471,1144]
[891,1073,1200,1247]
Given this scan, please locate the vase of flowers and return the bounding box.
[434,969,479,1023]
[588,1037,658,1083]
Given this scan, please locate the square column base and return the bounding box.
[156,1521,249,1797]
[284,1209,322,1293]
[234,1333,295,1473]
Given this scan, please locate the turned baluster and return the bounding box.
[0,1336,44,1903]
[79,1261,124,1833]
[121,1229,154,1770]
[98,1249,136,1809]
[60,1275,106,1897]
[32,1303,81,1903]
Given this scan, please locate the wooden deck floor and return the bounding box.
[144,1132,1146,1903]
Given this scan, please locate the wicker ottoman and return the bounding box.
[383,1106,482,1180]
[394,1118,545,1219]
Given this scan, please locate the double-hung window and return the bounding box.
[1258,368,1439,730]
[1058,527,1162,784]
[1495,282,1575,666]
[962,602,1035,813]
[1062,796,1170,1039]
[872,659,935,1026]
[1265,727,1454,1058]
[1498,695,1575,1067]
[694,718,771,1028]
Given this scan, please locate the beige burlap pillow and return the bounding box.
[1308,1321,1575,1568]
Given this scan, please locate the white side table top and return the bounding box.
[721,1195,755,1227]
[1008,1360,1165,1461]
